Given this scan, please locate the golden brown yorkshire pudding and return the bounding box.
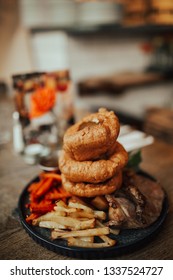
[61,171,123,197]
[63,108,120,161]
[59,142,128,183]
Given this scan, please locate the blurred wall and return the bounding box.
[68,35,150,82]
[0,0,33,86]
[67,35,173,118]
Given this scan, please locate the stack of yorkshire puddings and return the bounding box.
[59,108,128,198]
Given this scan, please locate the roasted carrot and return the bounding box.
[44,186,71,200]
[26,172,72,224]
[28,180,43,192]
[30,192,39,203]
[28,178,51,199]
[58,186,70,195]
[34,178,54,198]
[57,186,71,197]
[26,213,39,224]
[41,173,62,182]
[30,201,55,214]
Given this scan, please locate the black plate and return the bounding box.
[18,171,168,259]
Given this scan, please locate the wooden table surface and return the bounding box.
[0,97,173,260]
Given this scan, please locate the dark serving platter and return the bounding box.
[18,171,169,259]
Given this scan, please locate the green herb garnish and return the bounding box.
[127,150,142,171]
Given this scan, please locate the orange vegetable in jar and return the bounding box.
[30,87,56,119]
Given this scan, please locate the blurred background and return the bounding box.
[1,0,173,161]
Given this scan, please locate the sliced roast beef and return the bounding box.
[106,169,165,229]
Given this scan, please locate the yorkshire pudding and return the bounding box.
[62,171,123,197]
[59,142,128,183]
[63,108,120,161]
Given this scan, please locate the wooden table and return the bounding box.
[0,97,173,260]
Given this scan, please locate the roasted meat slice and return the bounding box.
[106,170,165,229]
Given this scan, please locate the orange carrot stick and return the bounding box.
[25,173,69,223]
[41,173,62,182]
[28,179,51,198]
[45,192,71,200]
[30,203,54,214]
[34,178,54,198]
[28,180,43,192]
[44,186,71,200]
[26,213,39,224]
